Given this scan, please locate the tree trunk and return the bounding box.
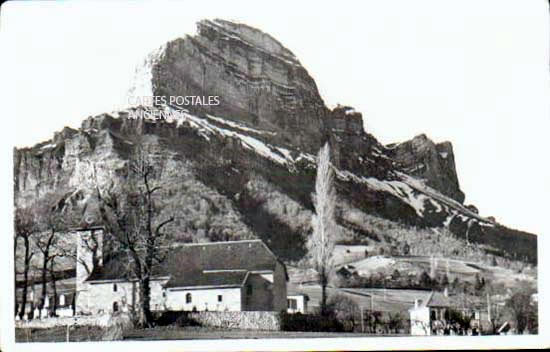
[19,236,31,319]
[320,269,328,316]
[50,260,57,316]
[137,277,152,327]
[41,248,49,309]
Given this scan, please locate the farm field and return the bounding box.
[288,283,428,313]
[323,245,537,289]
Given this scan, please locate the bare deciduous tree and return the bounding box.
[35,197,67,313]
[14,208,37,319]
[308,142,337,316]
[96,145,174,327]
[59,230,100,277]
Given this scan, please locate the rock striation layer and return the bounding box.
[387,134,464,203]
[151,19,327,153]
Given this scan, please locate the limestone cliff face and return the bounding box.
[146,19,463,202]
[387,134,464,203]
[151,19,327,153]
[14,19,536,264]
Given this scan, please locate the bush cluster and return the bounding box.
[280,312,344,332]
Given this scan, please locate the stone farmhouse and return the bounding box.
[74,227,288,315]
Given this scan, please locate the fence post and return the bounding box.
[66,324,70,342]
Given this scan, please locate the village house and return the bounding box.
[74,227,288,315]
[409,290,452,335]
[286,294,309,314]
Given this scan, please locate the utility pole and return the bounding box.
[487,293,491,322]
[361,306,364,333]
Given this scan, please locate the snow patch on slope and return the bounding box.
[163,106,297,167]
[112,105,495,228]
[205,114,276,136]
[126,44,167,107]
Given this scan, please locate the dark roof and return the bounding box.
[165,270,249,289]
[424,291,451,308]
[86,240,283,288]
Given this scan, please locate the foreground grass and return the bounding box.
[16,326,399,342]
[124,326,397,340]
[16,326,106,343]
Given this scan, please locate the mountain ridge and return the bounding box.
[13,19,537,266]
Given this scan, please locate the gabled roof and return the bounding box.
[86,239,284,287]
[424,291,451,308]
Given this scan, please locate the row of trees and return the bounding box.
[334,268,491,295]
[14,198,70,319]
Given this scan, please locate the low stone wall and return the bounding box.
[15,313,132,330]
[189,311,281,331]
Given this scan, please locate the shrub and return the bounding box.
[280,312,344,332]
[154,311,201,327]
[100,313,133,341]
[175,313,202,327]
[327,294,360,332]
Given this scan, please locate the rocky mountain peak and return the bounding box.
[138,19,327,153]
[198,19,299,64]
[387,134,464,203]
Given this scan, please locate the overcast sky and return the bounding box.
[2,0,549,234]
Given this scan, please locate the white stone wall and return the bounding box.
[189,311,281,331]
[149,279,168,311]
[165,287,242,312]
[76,280,167,315]
[56,308,74,318]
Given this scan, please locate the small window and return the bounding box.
[218,295,223,302]
[113,284,118,292]
[288,299,297,309]
[186,293,192,304]
[113,301,119,312]
[247,285,253,295]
